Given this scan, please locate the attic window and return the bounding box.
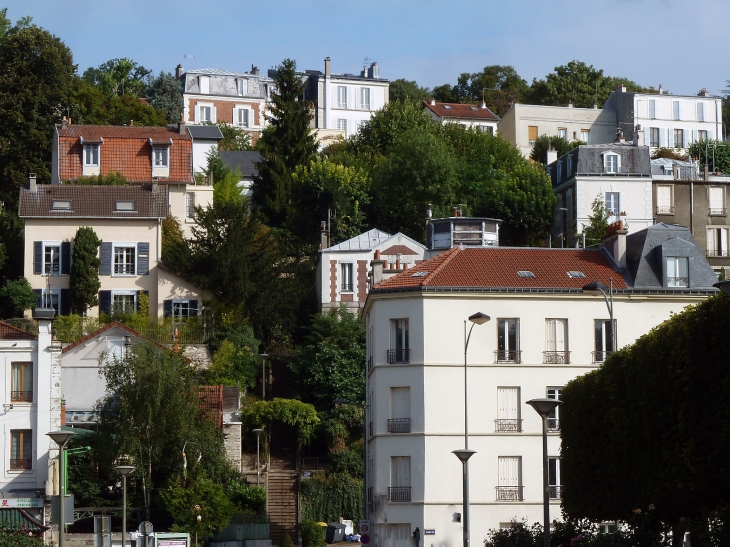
[443,105,452,109]
[52,200,71,210]
[411,271,429,277]
[567,271,586,278]
[115,201,135,212]
[469,106,478,111]
[517,271,535,278]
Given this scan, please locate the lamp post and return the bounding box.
[253,429,264,487]
[526,398,563,547]
[454,312,490,547]
[259,354,269,400]
[114,465,135,547]
[47,430,76,547]
[582,280,615,356]
[333,399,369,520]
[713,280,730,296]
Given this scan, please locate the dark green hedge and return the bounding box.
[300,471,363,523]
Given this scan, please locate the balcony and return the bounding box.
[547,418,560,431]
[10,459,31,470]
[11,391,32,403]
[341,283,353,292]
[494,350,522,364]
[494,419,523,432]
[656,205,674,215]
[592,350,612,364]
[369,421,373,437]
[495,486,523,501]
[543,351,570,364]
[549,485,562,499]
[667,277,689,287]
[388,418,411,433]
[387,348,410,364]
[388,486,412,502]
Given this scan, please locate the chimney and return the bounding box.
[658,84,663,94]
[480,101,487,109]
[430,98,436,106]
[593,103,598,109]
[395,258,401,270]
[324,57,331,78]
[546,149,558,165]
[251,65,260,76]
[616,128,625,143]
[179,120,187,134]
[618,84,626,93]
[61,116,69,127]
[130,120,134,126]
[29,173,37,193]
[604,223,628,269]
[370,251,385,286]
[368,62,379,79]
[176,64,184,79]
[152,180,159,194]
[698,88,710,97]
[634,124,643,147]
[319,221,329,250]
[672,163,679,179]
[568,100,574,108]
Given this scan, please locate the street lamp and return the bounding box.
[455,312,490,547]
[333,399,369,520]
[526,398,563,547]
[582,280,615,356]
[47,430,76,547]
[253,429,264,487]
[259,354,270,400]
[114,465,135,547]
[713,280,730,296]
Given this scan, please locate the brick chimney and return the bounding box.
[370,250,385,286]
[324,57,331,79]
[251,65,260,76]
[603,221,628,269]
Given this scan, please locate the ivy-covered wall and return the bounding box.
[300,471,363,523]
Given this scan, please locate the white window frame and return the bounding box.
[557,128,567,140]
[186,192,196,219]
[42,241,62,276]
[196,102,215,124]
[656,185,673,214]
[199,75,210,95]
[699,130,708,142]
[336,118,347,133]
[237,78,247,97]
[650,127,660,147]
[340,262,354,292]
[153,146,169,168]
[665,256,689,287]
[603,152,620,174]
[337,86,347,108]
[697,101,705,122]
[707,227,728,257]
[674,128,684,149]
[41,288,60,314]
[605,191,620,225]
[172,299,192,319]
[235,106,252,128]
[673,100,680,121]
[111,290,138,315]
[360,87,371,110]
[83,144,100,167]
[649,99,656,119]
[709,186,726,216]
[112,243,137,276]
[580,130,590,144]
[548,457,561,498]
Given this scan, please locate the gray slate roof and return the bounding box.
[19,184,169,219]
[549,143,652,186]
[220,151,262,178]
[187,125,224,140]
[324,229,393,252]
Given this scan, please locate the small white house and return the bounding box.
[422,100,499,135]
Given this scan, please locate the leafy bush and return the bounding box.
[0,532,45,547]
[74,171,128,185]
[226,479,266,514]
[0,277,37,317]
[300,471,362,523]
[301,519,325,547]
[280,534,294,547]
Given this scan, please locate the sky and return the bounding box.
[5,0,730,97]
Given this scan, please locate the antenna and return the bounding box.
[363,57,371,70]
[184,53,195,60]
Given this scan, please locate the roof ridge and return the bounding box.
[421,247,460,285]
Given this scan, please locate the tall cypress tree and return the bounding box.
[253,59,316,227]
[69,227,101,314]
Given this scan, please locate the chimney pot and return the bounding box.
[29,173,37,193]
[374,250,381,260]
[430,98,435,106]
[179,121,187,135]
[176,64,184,79]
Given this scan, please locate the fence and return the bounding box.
[210,514,270,542]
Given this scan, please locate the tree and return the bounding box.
[70,80,168,126]
[161,215,190,271]
[82,58,152,97]
[201,319,260,390]
[0,278,37,317]
[146,71,183,124]
[529,134,582,164]
[253,59,317,226]
[452,65,529,116]
[289,307,366,410]
[581,196,610,247]
[388,78,430,104]
[216,122,252,151]
[431,83,456,103]
[69,227,101,314]
[161,475,235,539]
[688,139,730,174]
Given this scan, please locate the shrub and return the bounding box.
[301,519,325,547]
[280,533,294,547]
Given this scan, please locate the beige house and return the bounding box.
[422,99,500,134]
[19,181,206,318]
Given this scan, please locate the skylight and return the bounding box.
[443,105,452,109]
[567,271,586,278]
[517,271,535,278]
[115,201,135,211]
[411,271,429,277]
[52,200,71,210]
[469,106,478,110]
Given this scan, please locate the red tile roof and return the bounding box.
[57,125,193,184]
[422,101,500,121]
[0,321,37,340]
[61,321,169,353]
[381,245,420,256]
[374,247,627,290]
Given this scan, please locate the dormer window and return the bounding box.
[237,78,247,96]
[83,144,99,167]
[153,147,169,168]
[80,136,103,176]
[199,75,210,94]
[666,257,689,287]
[603,152,620,174]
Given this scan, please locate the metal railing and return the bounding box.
[341,283,353,292]
[495,486,523,501]
[547,418,560,431]
[300,457,331,471]
[543,351,570,364]
[494,419,523,432]
[656,206,675,215]
[11,391,32,403]
[388,487,412,502]
[387,348,410,364]
[710,208,727,216]
[10,459,31,470]
[549,486,562,499]
[388,418,411,433]
[494,350,522,364]
[592,350,613,363]
[707,250,730,257]
[667,277,689,287]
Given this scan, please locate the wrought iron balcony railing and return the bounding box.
[10,459,31,470]
[667,276,689,287]
[387,348,410,364]
[494,350,522,364]
[547,418,560,431]
[656,206,674,215]
[10,391,32,402]
[543,351,570,364]
[388,486,412,502]
[388,418,411,433]
[707,250,730,257]
[549,485,562,499]
[341,283,353,292]
[592,350,613,363]
[494,419,523,432]
[710,208,727,216]
[495,486,523,501]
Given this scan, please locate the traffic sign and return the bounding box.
[359,520,370,535]
[360,534,370,545]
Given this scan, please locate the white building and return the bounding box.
[363,224,717,546]
[422,100,499,135]
[604,85,723,152]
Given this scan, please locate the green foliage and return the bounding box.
[561,294,730,529]
[290,307,366,410]
[651,147,687,161]
[0,278,36,317]
[581,196,610,247]
[688,139,730,174]
[214,170,246,207]
[82,58,152,97]
[254,59,317,226]
[529,135,582,164]
[483,519,542,547]
[0,532,45,547]
[216,122,253,152]
[226,480,266,514]
[300,471,363,523]
[239,399,320,448]
[280,533,294,547]
[161,215,190,271]
[72,171,127,185]
[351,100,435,157]
[162,474,235,539]
[301,520,326,547]
[146,71,183,124]
[451,65,530,116]
[70,79,168,126]
[201,319,260,389]
[388,78,430,104]
[69,227,101,314]
[53,314,102,343]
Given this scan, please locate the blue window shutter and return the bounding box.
[60,289,70,316]
[61,242,71,275]
[99,290,111,315]
[99,242,112,276]
[33,289,42,308]
[34,242,42,275]
[163,300,172,318]
[189,300,199,317]
[137,242,150,275]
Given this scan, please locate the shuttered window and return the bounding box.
[528,126,538,144]
[378,524,412,547]
[673,100,680,121]
[656,185,672,214]
[337,86,347,108]
[708,228,728,257]
[709,187,725,215]
[498,456,521,487]
[497,388,519,420]
[390,387,410,419]
[649,100,656,119]
[697,102,705,122]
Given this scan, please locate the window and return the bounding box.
[674,129,684,149]
[650,127,660,147]
[153,147,169,167]
[11,363,32,403]
[236,108,250,127]
[497,457,522,501]
[566,188,574,220]
[237,78,247,96]
[43,243,61,275]
[112,291,137,315]
[666,257,689,287]
[389,387,411,433]
[496,319,520,363]
[113,245,136,275]
[52,200,71,210]
[673,100,680,121]
[482,125,494,135]
[115,201,135,212]
[337,86,347,108]
[580,130,590,144]
[557,128,567,140]
[699,130,708,141]
[548,457,561,499]
[199,105,212,123]
[360,88,371,110]
[388,319,409,363]
[10,430,32,470]
[186,192,196,219]
[594,319,615,362]
[389,456,411,502]
[378,524,412,547]
[605,192,620,224]
[340,262,353,291]
[337,119,347,132]
[709,187,726,215]
[495,387,521,432]
[604,153,620,174]
[546,388,562,430]
[697,102,705,122]
[649,99,656,119]
[199,75,210,94]
[528,126,538,146]
[708,228,728,257]
[41,289,60,314]
[173,300,191,319]
[656,185,673,214]
[544,319,568,363]
[83,144,99,166]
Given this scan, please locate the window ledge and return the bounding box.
[185,218,196,224]
[6,469,34,475]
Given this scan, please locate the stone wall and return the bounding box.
[224,423,242,472]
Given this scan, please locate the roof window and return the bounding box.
[115,201,135,212]
[567,271,586,278]
[517,271,535,278]
[443,105,452,109]
[469,106,478,111]
[411,271,429,277]
[52,200,71,210]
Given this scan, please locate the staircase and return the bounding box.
[267,421,299,545]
